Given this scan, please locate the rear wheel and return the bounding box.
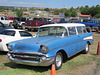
[83,43,89,54]
[54,52,63,70]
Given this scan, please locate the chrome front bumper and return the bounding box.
[7,51,55,66]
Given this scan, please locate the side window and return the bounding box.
[77,27,83,34]
[56,27,68,36]
[68,27,76,36]
[83,26,87,33]
[0,30,15,36]
[19,31,32,37]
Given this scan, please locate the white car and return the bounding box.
[0,16,13,25]
[0,29,33,51]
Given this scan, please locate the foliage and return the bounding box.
[95,14,100,18]
[16,9,23,17]
[81,5,100,17]
[64,9,71,17]
[44,8,50,11]
[70,10,77,17]
[81,7,90,15]
[70,7,74,11]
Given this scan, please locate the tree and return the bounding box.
[81,7,89,15]
[70,7,74,11]
[95,14,100,18]
[89,6,97,17]
[71,10,77,17]
[53,9,60,15]
[44,8,50,11]
[64,9,70,17]
[16,9,23,17]
[85,5,89,8]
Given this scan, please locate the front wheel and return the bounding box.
[54,52,63,70]
[83,43,89,54]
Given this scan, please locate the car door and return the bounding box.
[66,27,82,57]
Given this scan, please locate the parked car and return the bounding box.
[12,17,30,29]
[0,16,13,25]
[78,19,99,31]
[7,23,93,70]
[0,29,33,51]
[24,17,53,31]
[0,22,13,31]
[52,18,67,23]
[8,17,14,21]
[69,18,81,23]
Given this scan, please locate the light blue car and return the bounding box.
[7,23,93,70]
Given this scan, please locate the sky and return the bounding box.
[0,0,100,8]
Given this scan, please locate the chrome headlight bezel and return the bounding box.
[7,44,12,51]
[40,45,48,53]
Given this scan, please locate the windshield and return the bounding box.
[37,26,68,37]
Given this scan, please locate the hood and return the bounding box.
[10,36,62,52]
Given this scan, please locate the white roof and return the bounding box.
[40,23,85,28]
[4,29,25,31]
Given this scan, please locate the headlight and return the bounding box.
[7,44,12,51]
[40,45,48,53]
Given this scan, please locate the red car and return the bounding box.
[8,17,14,21]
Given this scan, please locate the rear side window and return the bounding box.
[19,31,32,37]
[77,27,83,34]
[0,30,15,36]
[68,27,76,36]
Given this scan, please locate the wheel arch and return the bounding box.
[87,41,91,45]
[56,49,68,62]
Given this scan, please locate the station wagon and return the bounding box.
[7,23,93,69]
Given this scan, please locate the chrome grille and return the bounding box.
[10,53,45,62]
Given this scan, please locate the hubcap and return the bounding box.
[86,43,89,52]
[56,55,62,67]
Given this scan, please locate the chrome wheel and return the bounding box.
[83,43,89,54]
[56,54,62,67]
[54,52,63,70]
[86,43,89,52]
